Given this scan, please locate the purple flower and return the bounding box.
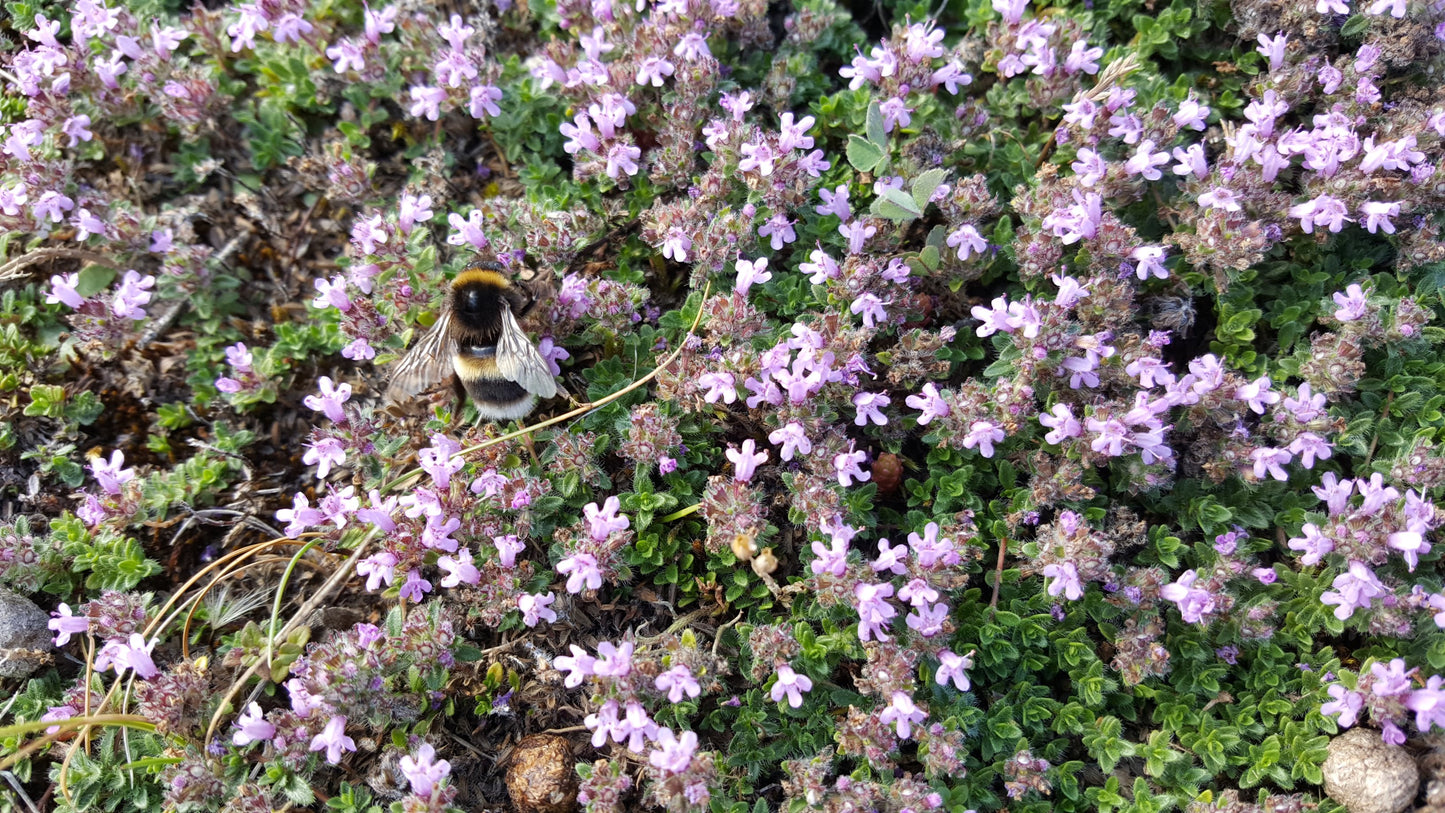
[993,0,1027,24]
[417,433,464,489]
[737,140,778,177]
[1249,447,1292,481]
[111,271,155,320]
[906,601,949,637]
[1287,522,1335,566]
[849,292,890,329]
[312,275,351,312]
[879,96,914,132]
[1160,570,1217,624]
[855,581,897,642]
[1043,562,1084,600]
[1288,432,1332,469]
[879,691,927,739]
[603,142,642,179]
[1332,284,1368,321]
[1372,658,1414,696]
[1039,404,1082,444]
[810,536,848,577]
[560,112,600,155]
[852,391,890,426]
[398,193,434,234]
[906,383,950,425]
[1064,40,1103,74]
[276,493,324,538]
[1124,140,1170,181]
[726,439,768,482]
[584,496,630,541]
[947,224,988,260]
[309,716,357,764]
[446,209,489,250]
[90,450,135,494]
[558,552,603,593]
[304,377,351,424]
[1320,561,1388,620]
[303,438,347,479]
[635,56,674,86]
[554,645,596,687]
[595,641,634,678]
[1235,376,1280,414]
[227,4,269,51]
[963,420,1005,457]
[1290,194,1351,234]
[840,220,877,254]
[936,649,973,691]
[400,742,451,798]
[1256,32,1288,73]
[771,664,813,708]
[1197,187,1241,212]
[656,665,702,703]
[96,633,158,679]
[768,422,812,461]
[408,85,447,121]
[469,85,503,119]
[1321,684,1363,727]
[758,213,797,250]
[1406,676,1445,732]
[801,247,840,283]
[326,38,365,72]
[431,546,475,587]
[518,591,558,626]
[357,551,398,591]
[232,702,275,746]
[908,522,959,568]
[816,185,851,220]
[1388,531,1430,571]
[648,728,697,773]
[871,538,909,575]
[833,448,870,487]
[318,486,360,529]
[49,603,89,646]
[734,257,771,295]
[660,227,691,261]
[399,569,432,601]
[1284,383,1327,422]
[674,32,711,61]
[1359,201,1400,235]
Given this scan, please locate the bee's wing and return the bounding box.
[495,304,558,399]
[386,309,459,403]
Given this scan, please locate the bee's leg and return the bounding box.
[447,376,468,430]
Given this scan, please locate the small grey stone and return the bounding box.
[0,588,54,679]
[1322,728,1419,813]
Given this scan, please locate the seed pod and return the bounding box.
[506,735,577,813]
[872,453,903,495]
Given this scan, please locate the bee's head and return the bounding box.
[450,265,512,337]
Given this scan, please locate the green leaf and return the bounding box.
[846,134,884,173]
[910,168,949,211]
[871,187,923,222]
[24,384,65,418]
[865,101,887,147]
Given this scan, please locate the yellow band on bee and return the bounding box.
[453,268,510,290]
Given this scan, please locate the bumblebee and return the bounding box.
[387,262,557,421]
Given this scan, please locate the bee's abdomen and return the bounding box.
[454,351,537,420]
